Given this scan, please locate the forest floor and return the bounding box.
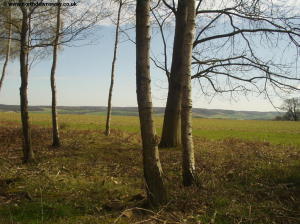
[0,113,300,224]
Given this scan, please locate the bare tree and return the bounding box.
[19,4,34,163]
[136,0,167,206]
[0,7,12,93]
[181,0,196,186]
[281,98,300,121]
[0,1,108,162]
[153,0,300,148]
[48,1,109,146]
[0,2,20,93]
[50,0,61,147]
[4,1,54,162]
[158,0,186,148]
[105,0,124,136]
[192,0,300,97]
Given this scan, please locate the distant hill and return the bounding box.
[0,104,281,120]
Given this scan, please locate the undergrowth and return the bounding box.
[0,118,299,224]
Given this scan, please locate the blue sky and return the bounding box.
[0,25,294,112]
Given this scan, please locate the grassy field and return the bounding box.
[0,112,299,224]
[1,112,300,145]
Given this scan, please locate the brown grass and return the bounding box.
[0,119,299,224]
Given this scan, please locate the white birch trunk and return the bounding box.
[136,0,167,206]
[181,0,196,186]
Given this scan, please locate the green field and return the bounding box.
[1,112,300,145]
[0,112,299,224]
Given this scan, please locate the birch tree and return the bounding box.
[47,1,108,146]
[0,8,12,93]
[136,0,167,206]
[158,0,187,148]
[19,4,34,163]
[0,3,19,94]
[50,1,61,147]
[0,1,108,162]
[154,0,300,148]
[105,0,124,136]
[181,0,196,186]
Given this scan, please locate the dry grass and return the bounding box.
[0,115,299,224]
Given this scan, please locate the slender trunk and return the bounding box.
[181,0,196,186]
[19,6,34,163]
[136,0,167,206]
[159,1,188,148]
[50,1,61,147]
[105,0,122,136]
[292,99,298,121]
[0,8,12,93]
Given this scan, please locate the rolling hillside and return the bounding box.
[0,104,281,120]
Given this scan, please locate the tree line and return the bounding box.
[274,97,300,121]
[0,0,300,207]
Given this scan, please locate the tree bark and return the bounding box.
[50,1,61,147]
[0,8,12,93]
[105,0,122,136]
[136,0,167,206]
[181,0,196,186]
[19,6,34,163]
[159,1,188,148]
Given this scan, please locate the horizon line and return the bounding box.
[0,103,281,113]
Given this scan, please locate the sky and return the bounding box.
[0,0,299,112]
[0,25,295,112]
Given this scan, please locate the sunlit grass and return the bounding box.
[1,112,300,145]
[0,112,299,223]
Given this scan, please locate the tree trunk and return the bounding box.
[105,0,122,136]
[50,1,61,147]
[19,6,34,163]
[159,1,188,148]
[0,8,12,93]
[136,0,167,206]
[181,0,196,186]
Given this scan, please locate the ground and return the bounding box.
[0,112,299,224]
